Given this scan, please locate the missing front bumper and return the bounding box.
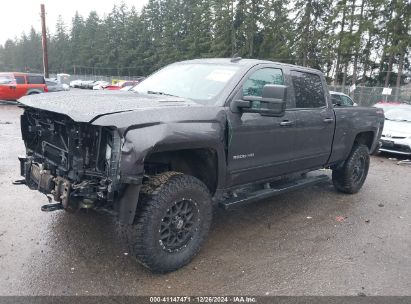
[18,157,72,205]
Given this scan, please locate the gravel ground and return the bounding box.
[0,103,410,296]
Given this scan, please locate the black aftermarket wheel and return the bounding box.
[159,199,200,252]
[125,172,213,273]
[332,144,370,194]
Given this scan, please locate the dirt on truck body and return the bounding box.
[17,58,384,273]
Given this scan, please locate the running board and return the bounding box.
[219,174,329,210]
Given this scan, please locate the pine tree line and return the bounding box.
[0,0,410,87]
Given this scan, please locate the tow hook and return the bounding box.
[12,179,26,185]
[41,194,63,212]
[41,203,63,212]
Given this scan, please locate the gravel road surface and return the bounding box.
[0,103,410,296]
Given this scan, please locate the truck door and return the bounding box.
[227,66,297,186]
[289,70,335,170]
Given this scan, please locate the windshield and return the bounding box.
[385,108,411,122]
[0,75,14,85]
[132,63,240,104]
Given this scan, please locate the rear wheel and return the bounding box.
[332,144,370,194]
[123,172,213,273]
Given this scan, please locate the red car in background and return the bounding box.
[104,80,142,91]
[0,72,48,101]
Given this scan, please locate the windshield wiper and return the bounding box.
[146,90,180,98]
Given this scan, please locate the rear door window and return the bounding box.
[291,71,326,108]
[15,76,26,84]
[27,75,45,84]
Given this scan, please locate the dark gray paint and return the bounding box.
[18,58,385,223]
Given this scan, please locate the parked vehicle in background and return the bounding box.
[17,58,384,273]
[119,86,133,91]
[104,80,142,90]
[379,105,411,155]
[0,72,47,101]
[70,80,95,89]
[374,101,404,112]
[46,79,70,92]
[69,79,83,88]
[92,81,110,90]
[80,80,97,89]
[330,91,357,106]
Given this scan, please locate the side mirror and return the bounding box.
[233,84,287,117]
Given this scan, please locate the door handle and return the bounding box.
[280,120,294,127]
[323,118,334,123]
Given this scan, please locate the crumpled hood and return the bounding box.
[19,90,198,122]
[383,120,411,137]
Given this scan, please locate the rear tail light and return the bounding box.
[44,86,48,92]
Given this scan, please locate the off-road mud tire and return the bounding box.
[332,144,370,194]
[123,172,213,273]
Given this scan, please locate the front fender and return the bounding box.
[116,120,226,225]
[120,121,227,187]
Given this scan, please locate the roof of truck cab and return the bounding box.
[176,58,322,74]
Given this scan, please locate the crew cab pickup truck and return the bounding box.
[17,58,384,273]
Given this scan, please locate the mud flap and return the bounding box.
[118,184,142,224]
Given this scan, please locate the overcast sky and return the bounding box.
[0,0,149,45]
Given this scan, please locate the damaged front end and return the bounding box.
[19,108,121,211]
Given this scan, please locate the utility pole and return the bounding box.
[40,4,49,78]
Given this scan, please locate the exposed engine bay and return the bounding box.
[19,108,121,211]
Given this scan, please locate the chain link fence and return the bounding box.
[329,85,411,107]
[49,73,144,85]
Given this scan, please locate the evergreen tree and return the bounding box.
[258,0,294,63]
[0,0,409,86]
[49,16,70,73]
[70,11,85,73]
[211,0,235,57]
[293,0,332,68]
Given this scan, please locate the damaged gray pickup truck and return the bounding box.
[17,58,384,273]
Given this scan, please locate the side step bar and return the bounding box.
[219,174,329,210]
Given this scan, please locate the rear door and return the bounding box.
[14,75,29,99]
[227,65,297,186]
[27,75,46,94]
[289,70,335,170]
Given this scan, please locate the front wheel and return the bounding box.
[332,144,370,194]
[124,172,213,273]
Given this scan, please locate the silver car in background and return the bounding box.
[330,91,357,106]
[45,79,70,92]
[380,106,411,155]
